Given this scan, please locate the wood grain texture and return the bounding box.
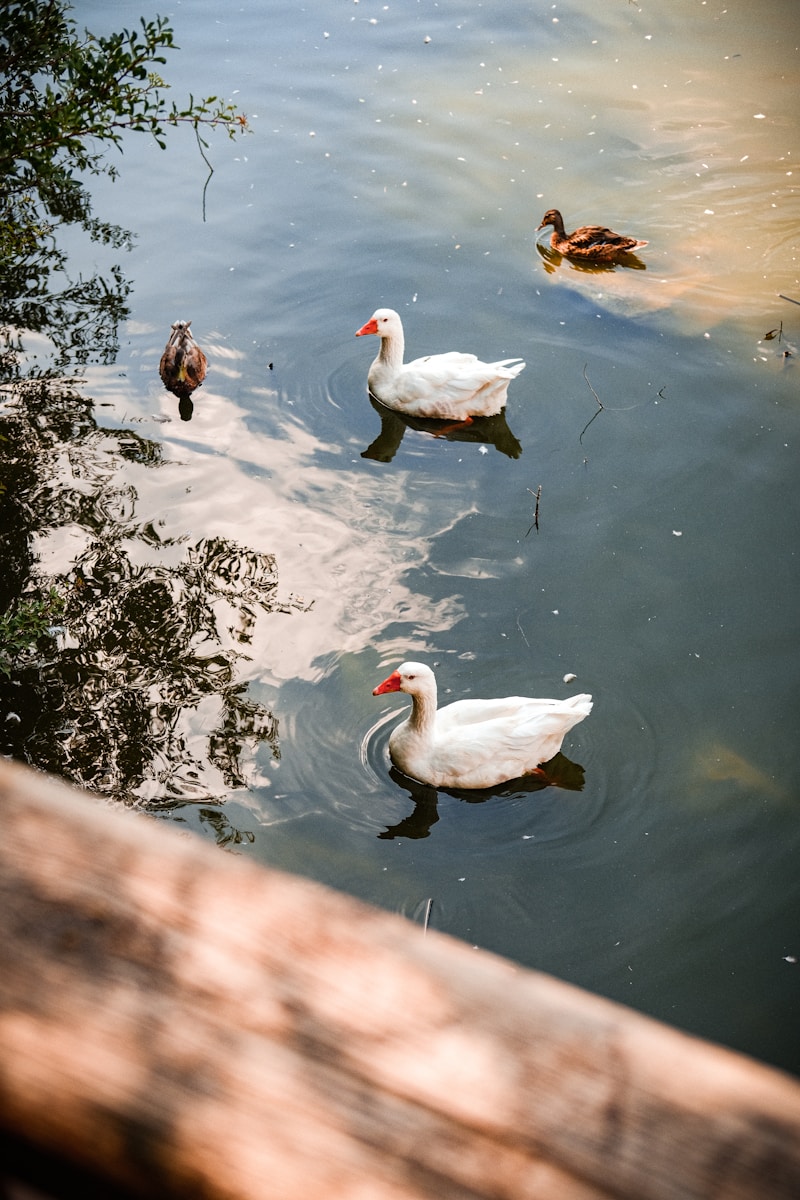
[1,758,799,1200]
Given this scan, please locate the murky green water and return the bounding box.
[5,0,800,1073]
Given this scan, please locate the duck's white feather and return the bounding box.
[356,309,524,419]
[373,662,592,790]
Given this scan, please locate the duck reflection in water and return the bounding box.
[378,754,587,840]
[536,242,648,275]
[159,320,207,418]
[361,394,523,462]
[177,395,195,422]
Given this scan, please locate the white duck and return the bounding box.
[373,661,592,790]
[355,308,525,420]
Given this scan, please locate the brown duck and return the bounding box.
[159,320,207,399]
[537,209,648,262]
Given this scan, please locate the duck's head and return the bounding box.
[373,661,434,696]
[356,308,401,339]
[536,209,563,231]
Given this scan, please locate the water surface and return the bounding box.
[22,0,800,1074]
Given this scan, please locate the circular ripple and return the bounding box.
[359,708,398,787]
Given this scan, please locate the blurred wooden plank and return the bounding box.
[0,757,799,1200]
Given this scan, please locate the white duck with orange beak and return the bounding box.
[356,308,524,420]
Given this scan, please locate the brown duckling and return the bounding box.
[159,320,207,399]
[537,209,648,262]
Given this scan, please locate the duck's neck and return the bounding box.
[376,328,404,372]
[408,682,437,736]
[550,211,566,236]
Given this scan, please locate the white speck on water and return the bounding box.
[673,530,683,536]
[563,673,577,683]
[754,112,766,119]
[479,445,488,455]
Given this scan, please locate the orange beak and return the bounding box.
[355,317,379,338]
[373,670,401,695]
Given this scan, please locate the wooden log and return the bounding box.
[0,757,799,1200]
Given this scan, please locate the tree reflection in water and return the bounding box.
[0,377,303,829]
[0,5,284,839]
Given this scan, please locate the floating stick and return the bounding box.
[525,485,542,536]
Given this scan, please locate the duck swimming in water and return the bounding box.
[355,308,525,420]
[159,320,207,400]
[536,209,648,262]
[373,661,592,789]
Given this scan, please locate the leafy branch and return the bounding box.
[1,4,247,203]
[0,0,249,370]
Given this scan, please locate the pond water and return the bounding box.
[10,0,800,1074]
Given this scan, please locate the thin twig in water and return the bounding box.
[579,363,604,444]
[779,294,800,307]
[422,897,433,936]
[525,484,542,536]
[516,612,531,649]
[579,364,664,443]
